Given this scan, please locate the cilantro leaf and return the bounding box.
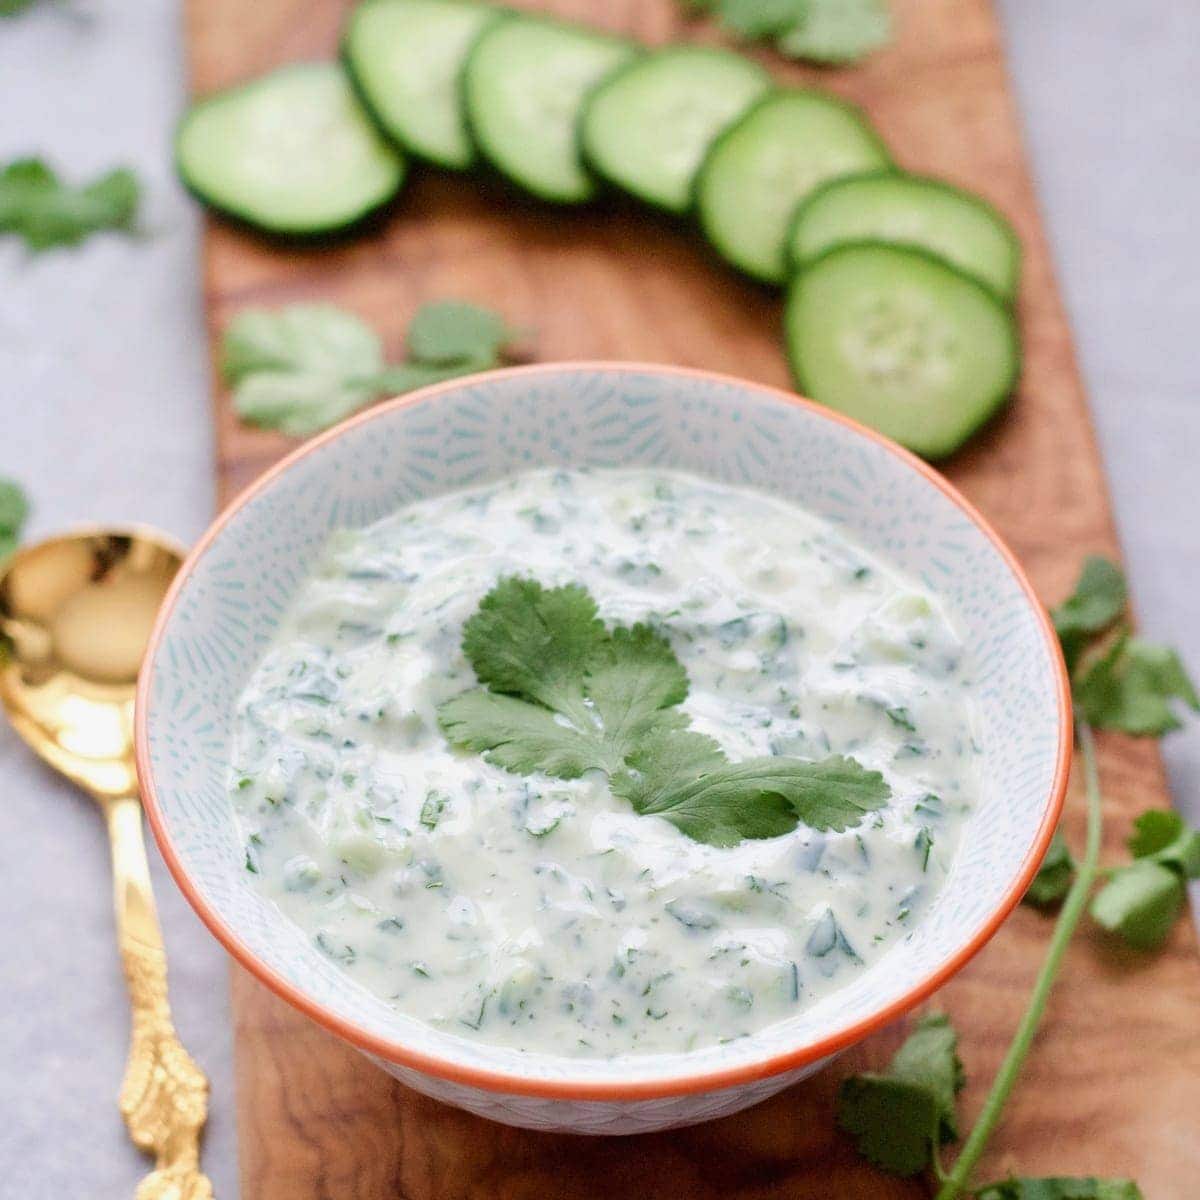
[1023,830,1075,908]
[235,360,482,434]
[231,371,379,437]
[371,360,488,394]
[1089,859,1184,951]
[611,728,801,845]
[1052,556,1127,671]
[686,0,891,64]
[1052,557,1125,641]
[1074,634,1200,735]
[1053,555,1198,736]
[437,689,600,778]
[1087,807,1199,950]
[888,1012,966,1139]
[613,727,889,845]
[1127,809,1200,878]
[0,478,30,563]
[585,623,690,762]
[0,158,140,251]
[976,1176,1144,1200]
[223,304,383,435]
[714,0,805,38]
[777,0,893,65]
[838,1012,964,1176]
[222,303,383,384]
[460,577,606,723]
[223,300,520,436]
[441,578,690,778]
[439,576,890,846]
[839,1076,940,1177]
[406,300,516,366]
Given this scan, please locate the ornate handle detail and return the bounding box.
[106,794,214,1200]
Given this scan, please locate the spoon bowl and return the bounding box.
[0,529,182,798]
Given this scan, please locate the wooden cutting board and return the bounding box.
[186,0,1200,1194]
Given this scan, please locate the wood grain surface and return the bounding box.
[185,0,1200,1194]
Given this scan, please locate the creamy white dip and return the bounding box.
[230,467,979,1057]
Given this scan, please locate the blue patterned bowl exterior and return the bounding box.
[138,364,1070,1134]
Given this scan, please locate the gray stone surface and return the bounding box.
[0,4,230,1197]
[0,1,1195,1196]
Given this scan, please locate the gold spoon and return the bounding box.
[0,529,213,1200]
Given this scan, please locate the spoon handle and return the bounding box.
[105,793,214,1200]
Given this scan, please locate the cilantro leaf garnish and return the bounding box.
[0,158,140,251]
[436,689,602,779]
[459,576,608,722]
[437,576,890,845]
[223,299,521,437]
[0,478,30,563]
[440,578,686,777]
[612,728,804,845]
[976,1177,1144,1200]
[837,1012,964,1176]
[1022,830,1075,908]
[613,726,888,846]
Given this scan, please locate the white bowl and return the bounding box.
[137,363,1070,1134]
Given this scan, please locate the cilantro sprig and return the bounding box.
[222,299,522,437]
[0,158,141,251]
[437,576,890,846]
[841,555,1194,1198]
[1023,557,1200,948]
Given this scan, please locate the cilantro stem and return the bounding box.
[933,722,1103,1200]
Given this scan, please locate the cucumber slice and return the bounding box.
[463,15,636,204]
[342,0,502,170]
[785,242,1019,459]
[789,172,1020,299]
[176,63,405,236]
[695,90,891,284]
[580,46,771,215]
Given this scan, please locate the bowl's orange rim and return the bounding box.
[136,361,1072,1102]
